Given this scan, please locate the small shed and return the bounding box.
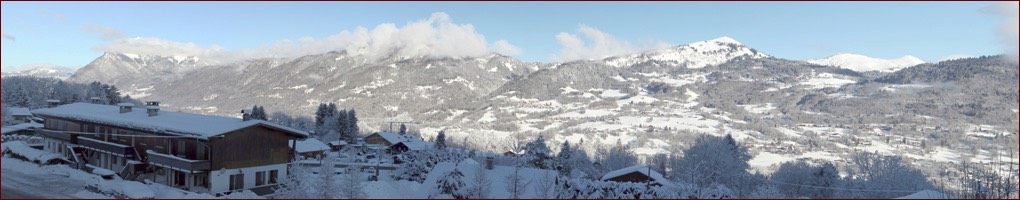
[290,138,330,159]
[9,107,32,124]
[328,140,348,151]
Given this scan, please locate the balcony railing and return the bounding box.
[36,129,79,143]
[146,150,210,173]
[77,137,137,160]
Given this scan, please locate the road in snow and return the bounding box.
[1,168,88,198]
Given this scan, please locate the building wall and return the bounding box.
[209,125,292,170]
[208,163,287,194]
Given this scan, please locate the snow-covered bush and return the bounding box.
[433,164,466,198]
[392,148,469,183]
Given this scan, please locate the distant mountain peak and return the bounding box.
[1,64,76,80]
[807,53,926,73]
[705,36,742,45]
[604,36,767,68]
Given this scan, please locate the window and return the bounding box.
[229,174,245,191]
[269,170,278,184]
[255,171,265,186]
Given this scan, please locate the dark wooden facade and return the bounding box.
[209,126,293,169]
[604,171,662,187]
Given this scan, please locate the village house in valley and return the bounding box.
[32,101,308,196]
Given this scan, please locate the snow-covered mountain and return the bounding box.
[2,64,76,80]
[604,37,769,68]
[61,38,1017,172]
[806,53,925,73]
[66,52,210,88]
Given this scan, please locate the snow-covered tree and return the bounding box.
[2,103,11,126]
[344,109,360,139]
[555,140,572,176]
[672,134,753,196]
[336,109,351,139]
[315,103,329,127]
[435,130,447,150]
[251,105,268,120]
[318,158,338,198]
[533,170,557,198]
[316,114,341,143]
[339,161,367,199]
[843,151,933,198]
[599,139,638,174]
[399,123,408,135]
[525,135,551,169]
[504,165,531,199]
[464,163,492,198]
[104,85,121,104]
[9,86,32,108]
[274,162,314,198]
[269,111,294,127]
[434,164,466,198]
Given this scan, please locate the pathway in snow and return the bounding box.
[1,168,88,198]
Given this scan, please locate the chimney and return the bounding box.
[485,156,494,170]
[117,103,134,113]
[241,109,253,121]
[46,99,61,108]
[145,101,160,117]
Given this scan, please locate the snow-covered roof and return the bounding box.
[600,165,672,186]
[31,103,308,139]
[329,140,348,146]
[9,107,31,116]
[370,131,423,144]
[290,138,330,153]
[1,122,43,135]
[394,140,432,151]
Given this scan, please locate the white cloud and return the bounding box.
[93,37,230,59]
[984,2,1019,63]
[937,54,976,62]
[491,40,521,56]
[550,25,671,62]
[1,32,14,41]
[82,25,124,41]
[91,12,519,63]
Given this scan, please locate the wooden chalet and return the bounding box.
[32,102,308,196]
[600,165,672,187]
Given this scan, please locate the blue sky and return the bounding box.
[1,2,1013,71]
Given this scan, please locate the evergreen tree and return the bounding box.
[399,123,408,135]
[526,135,551,169]
[315,103,328,127]
[435,130,447,150]
[435,165,466,198]
[337,109,351,140]
[556,140,573,176]
[345,109,360,138]
[105,84,121,104]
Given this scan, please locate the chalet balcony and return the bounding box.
[77,137,138,160]
[36,129,79,143]
[146,150,210,173]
